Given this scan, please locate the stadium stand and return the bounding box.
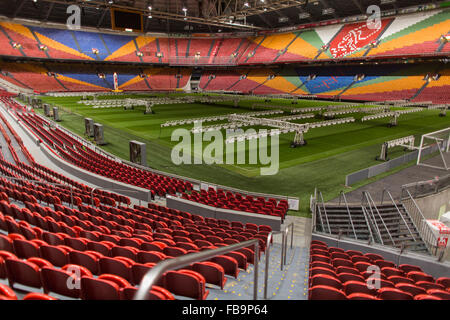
[0,3,449,304]
[308,240,450,300]
[0,9,447,65]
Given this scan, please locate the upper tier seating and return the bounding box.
[0,9,447,65]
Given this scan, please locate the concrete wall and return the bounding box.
[415,188,450,220]
[312,233,450,278]
[166,195,282,231]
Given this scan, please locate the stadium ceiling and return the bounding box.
[0,0,442,34]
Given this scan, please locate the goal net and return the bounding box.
[417,127,450,171]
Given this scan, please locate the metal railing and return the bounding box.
[401,174,450,199]
[283,222,294,267]
[338,191,357,240]
[134,239,260,300]
[400,188,440,257]
[361,205,376,245]
[381,188,416,242]
[362,191,393,245]
[263,230,284,300]
[318,191,331,234]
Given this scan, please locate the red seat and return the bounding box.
[131,263,157,286]
[335,266,360,275]
[41,264,92,298]
[23,293,57,300]
[69,250,100,275]
[137,251,166,264]
[395,283,426,297]
[310,274,342,289]
[164,270,209,300]
[407,271,434,283]
[415,281,445,291]
[309,267,337,279]
[309,285,347,300]
[378,287,413,300]
[398,264,422,274]
[0,283,17,300]
[192,261,227,289]
[427,289,450,300]
[387,275,414,285]
[120,285,174,300]
[337,273,365,284]
[350,255,371,264]
[111,246,139,261]
[347,293,379,300]
[12,239,41,259]
[331,258,354,268]
[80,276,121,300]
[224,251,247,270]
[381,267,403,278]
[311,262,334,270]
[364,253,384,261]
[343,280,376,296]
[163,246,187,257]
[99,257,134,283]
[354,261,372,273]
[414,294,442,300]
[39,245,69,267]
[374,259,395,269]
[210,255,239,278]
[437,277,450,289]
[141,241,167,252]
[5,257,52,289]
[310,254,330,264]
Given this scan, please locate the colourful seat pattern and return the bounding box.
[0,9,448,65]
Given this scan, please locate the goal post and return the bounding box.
[417,127,450,170]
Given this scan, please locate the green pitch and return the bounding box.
[35,93,449,215]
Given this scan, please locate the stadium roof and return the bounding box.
[0,0,443,34]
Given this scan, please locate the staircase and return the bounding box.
[363,201,428,253]
[314,190,429,254]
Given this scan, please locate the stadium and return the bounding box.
[0,0,449,306]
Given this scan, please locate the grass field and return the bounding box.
[35,94,450,216]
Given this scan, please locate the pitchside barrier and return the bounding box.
[30,110,300,210]
[345,140,448,186]
[166,195,282,231]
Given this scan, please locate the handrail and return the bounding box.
[362,191,384,245]
[318,191,331,234]
[263,221,295,299]
[263,230,284,300]
[361,206,375,244]
[367,192,395,245]
[283,222,295,267]
[365,191,396,246]
[339,191,357,240]
[400,188,439,256]
[381,189,416,242]
[134,239,260,300]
